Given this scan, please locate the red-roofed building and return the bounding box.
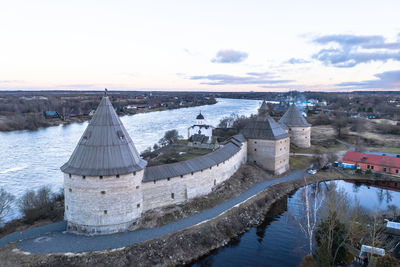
[342,151,400,175]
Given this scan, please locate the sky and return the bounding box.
[0,0,399,92]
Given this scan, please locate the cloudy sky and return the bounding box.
[0,0,399,92]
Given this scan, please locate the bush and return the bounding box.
[355,169,363,174]
[365,169,373,175]
[158,129,182,147]
[376,254,399,267]
[18,186,63,224]
[300,254,317,267]
[0,188,15,222]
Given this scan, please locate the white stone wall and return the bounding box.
[274,137,290,174]
[64,170,144,234]
[247,137,290,175]
[289,126,311,148]
[141,141,248,212]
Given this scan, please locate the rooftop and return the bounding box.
[143,134,245,181]
[279,103,311,127]
[61,95,147,176]
[342,151,400,168]
[241,116,290,140]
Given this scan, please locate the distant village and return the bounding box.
[1,90,400,132]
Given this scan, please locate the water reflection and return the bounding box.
[194,180,400,266]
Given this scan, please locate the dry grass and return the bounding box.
[311,125,336,141]
[290,156,314,170]
[364,146,400,154]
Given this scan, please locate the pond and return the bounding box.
[194,179,400,266]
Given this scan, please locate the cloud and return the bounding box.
[211,49,248,63]
[312,33,400,67]
[286,58,310,64]
[55,84,99,89]
[336,70,400,89]
[0,80,23,84]
[190,72,293,85]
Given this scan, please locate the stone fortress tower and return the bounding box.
[242,101,290,175]
[60,94,300,235]
[61,93,147,234]
[279,103,311,148]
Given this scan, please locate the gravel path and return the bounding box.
[18,170,305,253]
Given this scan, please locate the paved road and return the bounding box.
[18,170,306,253]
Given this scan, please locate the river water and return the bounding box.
[0,98,260,221]
[194,180,400,267]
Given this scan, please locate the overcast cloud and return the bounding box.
[211,49,248,63]
[312,33,400,67]
[336,70,400,89]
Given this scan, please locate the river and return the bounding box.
[0,98,260,221]
[194,180,400,266]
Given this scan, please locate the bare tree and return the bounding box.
[0,188,15,222]
[333,113,348,138]
[158,129,182,147]
[293,177,325,254]
[316,183,369,265]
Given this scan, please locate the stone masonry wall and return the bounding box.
[64,170,144,234]
[289,126,311,148]
[141,141,248,212]
[247,137,290,175]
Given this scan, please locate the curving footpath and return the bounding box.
[11,170,305,253]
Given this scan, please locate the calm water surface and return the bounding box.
[0,98,260,221]
[194,180,400,267]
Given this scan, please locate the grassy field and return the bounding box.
[364,146,400,154]
[146,143,213,166]
[290,156,314,170]
[290,142,347,154]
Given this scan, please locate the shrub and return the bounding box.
[300,254,317,267]
[376,254,399,267]
[0,188,15,222]
[365,169,373,175]
[18,186,63,224]
[355,169,363,174]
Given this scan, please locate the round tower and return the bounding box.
[61,93,147,234]
[279,103,311,148]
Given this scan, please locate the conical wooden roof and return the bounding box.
[61,96,147,176]
[279,103,311,127]
[242,116,290,140]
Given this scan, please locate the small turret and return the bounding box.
[196,112,205,125]
[258,100,269,116]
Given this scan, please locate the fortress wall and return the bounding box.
[64,170,144,234]
[289,126,311,148]
[247,137,290,174]
[247,139,276,171]
[141,141,247,212]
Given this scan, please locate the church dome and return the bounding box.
[196,112,204,120]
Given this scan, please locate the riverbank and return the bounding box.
[0,102,216,132]
[1,168,395,266]
[0,91,217,132]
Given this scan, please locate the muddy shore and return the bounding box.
[0,169,396,266]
